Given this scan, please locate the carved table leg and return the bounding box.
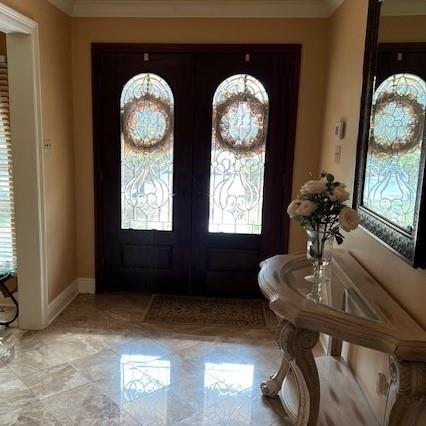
[261,319,320,426]
[385,356,426,426]
[261,356,290,397]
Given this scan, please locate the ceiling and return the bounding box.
[48,0,426,18]
[48,0,344,18]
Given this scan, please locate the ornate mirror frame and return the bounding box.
[354,0,426,268]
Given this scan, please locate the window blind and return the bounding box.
[0,57,16,271]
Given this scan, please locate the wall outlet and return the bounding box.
[334,145,342,164]
[376,373,389,396]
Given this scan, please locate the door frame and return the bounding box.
[92,43,301,293]
[0,3,48,329]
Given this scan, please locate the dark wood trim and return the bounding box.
[353,1,426,269]
[92,43,302,293]
[281,48,301,254]
[353,0,382,214]
[92,44,106,293]
[92,43,302,55]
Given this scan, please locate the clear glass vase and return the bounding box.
[305,228,334,302]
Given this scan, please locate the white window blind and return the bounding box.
[0,57,16,271]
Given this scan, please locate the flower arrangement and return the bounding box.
[287,172,360,246]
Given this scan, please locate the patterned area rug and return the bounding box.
[144,295,267,328]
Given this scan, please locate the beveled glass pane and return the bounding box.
[209,74,269,234]
[121,73,174,231]
[363,73,426,232]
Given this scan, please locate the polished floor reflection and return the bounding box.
[0,294,290,425]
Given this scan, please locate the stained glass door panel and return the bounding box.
[121,73,174,231]
[363,73,426,232]
[209,74,269,235]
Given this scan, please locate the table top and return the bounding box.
[0,267,15,281]
[258,250,426,361]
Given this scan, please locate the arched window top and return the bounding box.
[371,73,426,155]
[121,73,174,152]
[212,74,269,154]
[121,73,174,107]
[373,73,426,105]
[213,74,269,106]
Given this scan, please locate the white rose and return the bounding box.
[295,200,318,217]
[339,207,360,232]
[287,200,301,218]
[301,179,328,196]
[330,184,350,202]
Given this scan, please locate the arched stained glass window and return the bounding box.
[363,73,426,232]
[209,74,269,234]
[121,73,174,231]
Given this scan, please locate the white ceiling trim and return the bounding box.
[382,0,426,17]
[49,0,344,18]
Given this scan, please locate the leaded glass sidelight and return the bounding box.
[363,73,426,232]
[121,73,174,231]
[209,74,269,234]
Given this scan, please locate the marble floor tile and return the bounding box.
[0,378,38,415]
[177,389,291,426]
[113,335,171,359]
[0,401,62,426]
[2,342,66,378]
[42,383,140,426]
[0,361,16,383]
[122,386,197,425]
[71,350,122,382]
[20,363,88,400]
[0,294,319,425]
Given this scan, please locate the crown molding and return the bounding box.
[48,0,344,18]
[0,3,38,33]
[324,0,344,15]
[382,0,426,16]
[48,0,75,15]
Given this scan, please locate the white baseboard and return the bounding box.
[46,278,96,325]
[77,278,96,294]
[47,280,79,325]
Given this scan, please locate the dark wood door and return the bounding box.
[191,53,296,297]
[92,45,300,296]
[93,50,194,293]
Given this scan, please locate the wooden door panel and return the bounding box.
[93,47,193,293]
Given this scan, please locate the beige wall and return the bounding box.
[320,1,426,421]
[71,17,330,278]
[0,0,76,302]
[379,15,426,42]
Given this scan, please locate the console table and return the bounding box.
[258,250,426,426]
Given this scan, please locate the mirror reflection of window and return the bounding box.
[120,354,171,403]
[363,73,426,232]
[203,362,255,423]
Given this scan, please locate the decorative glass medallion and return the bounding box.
[363,73,426,232]
[121,73,174,231]
[209,74,269,234]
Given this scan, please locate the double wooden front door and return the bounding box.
[93,44,300,297]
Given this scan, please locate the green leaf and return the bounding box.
[327,174,335,183]
[335,235,344,245]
